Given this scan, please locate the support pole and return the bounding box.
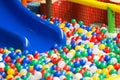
[46,0,52,18]
[107,7,115,33]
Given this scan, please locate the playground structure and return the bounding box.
[40,0,120,32]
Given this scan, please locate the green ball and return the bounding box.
[61,54,67,59]
[66,44,72,50]
[16,78,21,80]
[107,60,114,65]
[17,65,23,72]
[26,72,31,78]
[75,52,81,57]
[44,72,50,78]
[4,64,10,71]
[99,73,106,80]
[100,62,107,69]
[48,50,54,55]
[83,71,91,77]
[78,21,84,25]
[71,19,76,23]
[51,70,56,74]
[74,67,81,73]
[68,62,74,67]
[66,74,72,79]
[110,69,118,74]
[23,77,29,80]
[100,29,107,34]
[109,52,116,58]
[8,47,14,51]
[31,60,38,65]
[115,47,120,54]
[84,44,89,49]
[81,51,88,57]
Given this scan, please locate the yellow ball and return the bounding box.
[86,31,92,37]
[75,46,81,50]
[92,76,100,80]
[99,44,105,50]
[88,43,94,48]
[7,68,15,75]
[96,69,102,74]
[63,27,69,32]
[60,23,65,28]
[6,75,13,79]
[77,28,83,33]
[107,65,114,71]
[42,65,48,69]
[29,66,34,71]
[102,69,109,75]
[15,49,22,53]
[92,27,96,32]
[50,21,54,24]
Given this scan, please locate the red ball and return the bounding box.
[46,76,53,80]
[117,32,120,38]
[4,56,11,63]
[0,48,4,54]
[114,63,120,70]
[79,69,84,75]
[55,66,61,71]
[16,58,23,64]
[104,47,111,53]
[9,63,15,68]
[0,68,4,72]
[95,27,100,34]
[96,34,103,41]
[87,56,93,62]
[63,65,70,71]
[116,38,120,43]
[27,55,33,61]
[34,52,40,59]
[66,31,72,37]
[63,48,69,53]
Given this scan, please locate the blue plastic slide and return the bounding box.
[0,0,66,52]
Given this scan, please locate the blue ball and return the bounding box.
[54,71,61,77]
[92,32,97,36]
[74,61,81,68]
[22,58,31,64]
[86,26,92,31]
[70,68,75,73]
[81,35,87,40]
[9,52,16,59]
[87,48,92,56]
[34,64,42,71]
[65,22,71,28]
[21,75,26,79]
[104,55,111,62]
[80,59,86,66]
[1,72,6,78]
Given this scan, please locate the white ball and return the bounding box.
[73,73,82,80]
[66,52,73,58]
[111,58,118,64]
[51,54,58,58]
[59,75,66,80]
[53,77,60,80]
[0,62,5,68]
[93,56,99,61]
[0,55,3,61]
[58,61,66,68]
[34,71,42,79]
[85,62,92,66]
[29,75,35,80]
[20,69,27,73]
[90,66,97,73]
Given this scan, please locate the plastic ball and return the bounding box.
[117,32,120,38]
[4,56,11,63]
[77,28,83,33]
[0,48,4,54]
[73,73,82,80]
[53,77,60,80]
[83,71,91,77]
[7,68,15,75]
[34,71,42,79]
[99,44,105,50]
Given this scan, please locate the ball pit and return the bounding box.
[0,16,120,80]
